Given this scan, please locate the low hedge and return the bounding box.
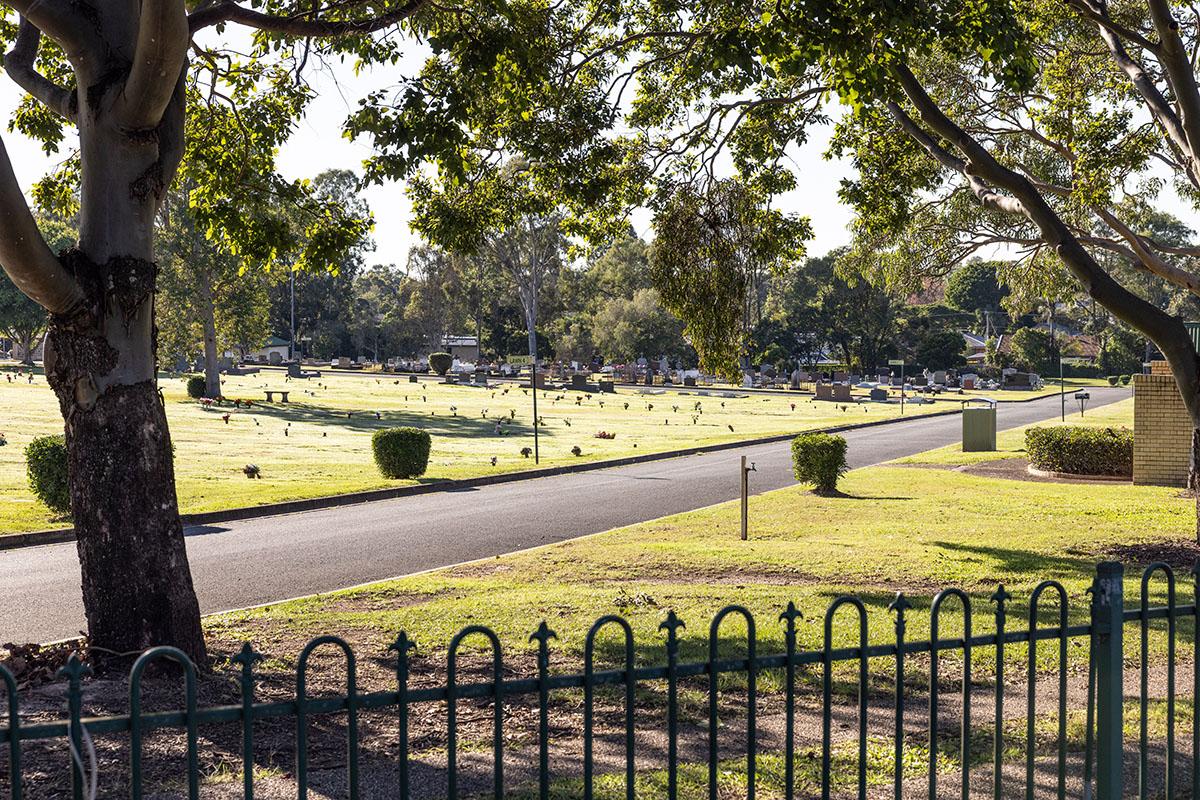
[372,427,432,479]
[26,434,70,517]
[1024,426,1132,476]
[791,432,848,494]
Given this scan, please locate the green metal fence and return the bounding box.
[0,560,1192,798]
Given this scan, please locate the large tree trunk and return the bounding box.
[199,271,221,398]
[42,80,206,665]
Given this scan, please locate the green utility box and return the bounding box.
[962,404,997,452]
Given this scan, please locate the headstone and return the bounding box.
[599,380,615,393]
[869,387,889,401]
[218,356,234,372]
[409,374,419,383]
[815,383,833,401]
[269,351,283,365]
[932,370,947,385]
[684,375,697,387]
[287,362,302,378]
[644,370,654,386]
[833,384,853,401]
[571,374,588,390]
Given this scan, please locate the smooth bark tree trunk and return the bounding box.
[42,77,206,665]
[199,271,221,398]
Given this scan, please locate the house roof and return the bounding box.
[262,336,291,348]
[442,335,479,346]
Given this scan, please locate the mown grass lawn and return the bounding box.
[208,395,1190,677]
[0,365,950,534]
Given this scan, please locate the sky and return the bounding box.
[0,46,858,271]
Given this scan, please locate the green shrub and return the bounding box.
[428,352,453,375]
[372,427,432,479]
[25,434,70,517]
[186,375,207,398]
[1119,374,1132,385]
[791,433,848,494]
[1106,375,1118,386]
[1025,426,1132,476]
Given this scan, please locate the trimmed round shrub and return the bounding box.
[1025,426,1132,476]
[1106,375,1118,386]
[372,427,432,479]
[791,432,848,495]
[186,375,206,398]
[26,434,70,517]
[1119,374,1132,385]
[428,352,453,376]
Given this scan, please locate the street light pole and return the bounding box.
[289,270,296,361]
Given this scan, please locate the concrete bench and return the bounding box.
[264,390,290,403]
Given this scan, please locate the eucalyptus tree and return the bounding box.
[0,0,555,660]
[377,0,1200,525]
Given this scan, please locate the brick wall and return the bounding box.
[1133,365,1192,486]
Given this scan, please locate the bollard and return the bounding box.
[1092,561,1124,800]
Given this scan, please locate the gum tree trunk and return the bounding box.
[199,270,221,398]
[43,73,206,665]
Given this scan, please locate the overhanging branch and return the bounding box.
[0,135,86,318]
[3,17,76,122]
[188,0,426,36]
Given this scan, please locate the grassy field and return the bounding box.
[0,365,952,534]
[209,394,1188,676]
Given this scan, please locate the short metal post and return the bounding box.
[740,456,749,540]
[1093,561,1124,800]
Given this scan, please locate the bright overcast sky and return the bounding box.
[0,50,857,270]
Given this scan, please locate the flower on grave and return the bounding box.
[564,419,571,427]
[450,406,457,416]
[790,403,796,411]
[0,432,6,446]
[243,464,261,479]
[521,446,532,458]
[571,445,582,456]
[594,430,616,439]
[490,456,498,466]
[222,414,230,424]
[646,403,653,411]
[623,402,629,410]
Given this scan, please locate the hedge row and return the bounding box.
[1024,426,1132,476]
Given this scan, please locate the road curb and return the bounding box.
[2,406,966,551]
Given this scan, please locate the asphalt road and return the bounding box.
[1,387,1130,644]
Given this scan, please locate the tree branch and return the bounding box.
[116,0,190,129]
[1146,0,1200,162]
[892,61,1200,415]
[886,101,1026,215]
[188,0,426,36]
[5,0,94,56]
[0,135,86,317]
[3,17,75,122]
[1091,204,1200,295]
[1067,0,1160,52]
[1086,11,1197,184]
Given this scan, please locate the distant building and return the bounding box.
[242,336,291,363]
[441,334,479,362]
[963,331,987,365]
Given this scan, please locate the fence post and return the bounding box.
[1093,561,1124,800]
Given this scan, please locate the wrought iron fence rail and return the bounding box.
[0,620,1112,747]
[1123,603,1193,622]
[0,562,1192,800]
